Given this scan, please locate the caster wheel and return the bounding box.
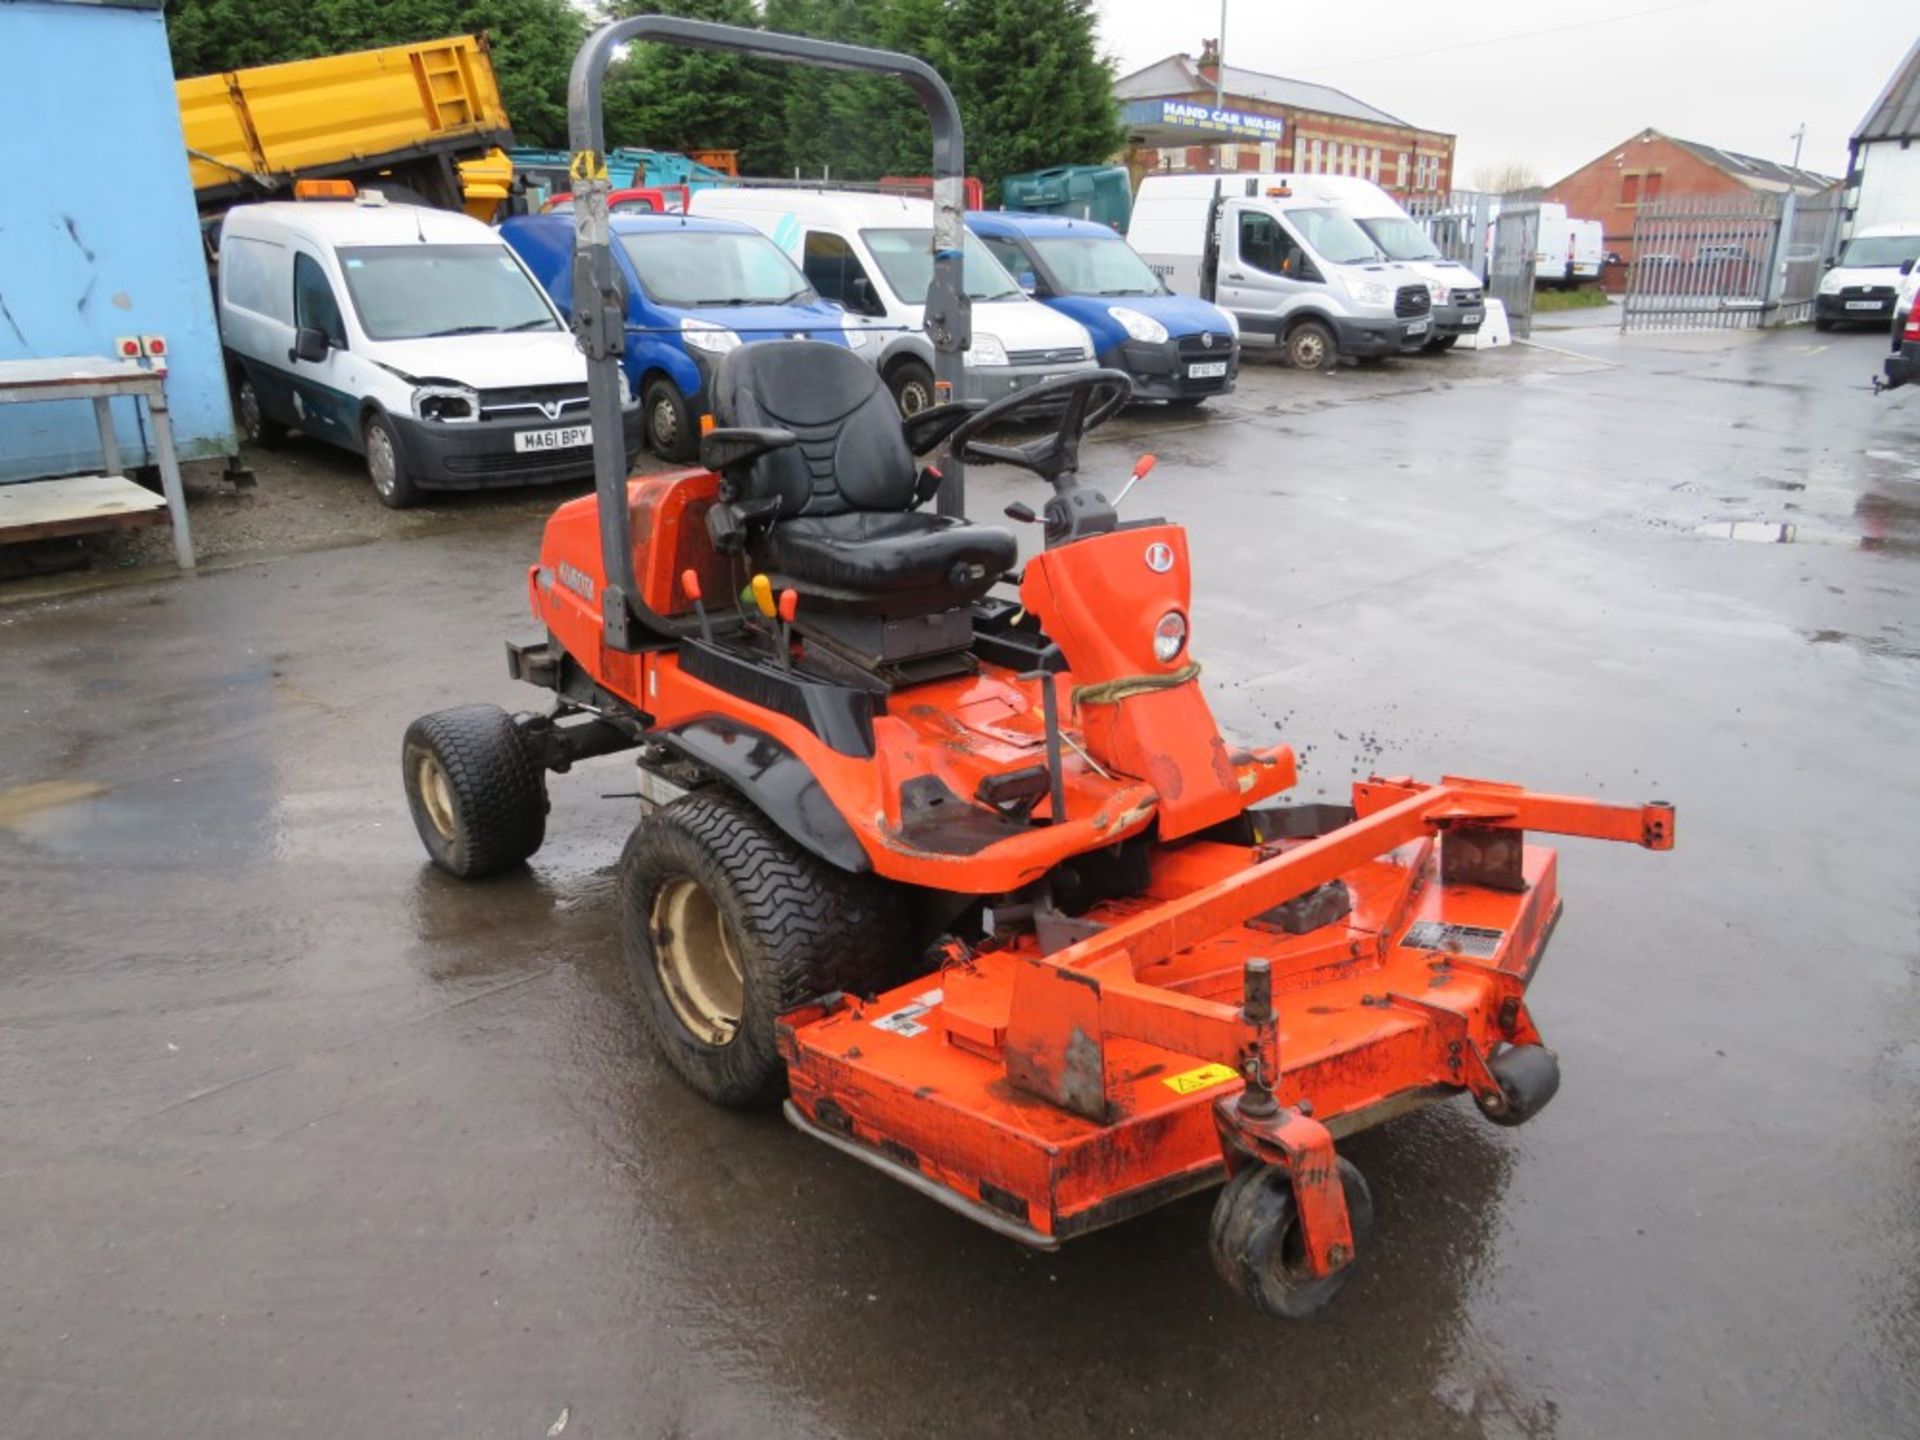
[1476,1043,1561,1127]
[1209,1157,1373,1320]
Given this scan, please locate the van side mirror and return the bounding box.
[291,326,330,364]
[848,276,881,316]
[1901,257,1916,276]
[1016,270,1039,294]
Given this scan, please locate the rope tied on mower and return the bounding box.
[1071,662,1201,710]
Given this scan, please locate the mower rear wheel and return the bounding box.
[402,705,548,878]
[618,789,906,1107]
[1209,1157,1373,1320]
[1475,1043,1562,1127]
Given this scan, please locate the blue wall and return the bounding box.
[0,0,234,481]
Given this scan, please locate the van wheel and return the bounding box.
[888,359,936,418]
[233,372,286,447]
[365,412,422,508]
[1284,320,1337,372]
[1813,317,1834,333]
[1424,334,1459,352]
[644,378,697,462]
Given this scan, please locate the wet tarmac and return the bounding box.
[2,327,1915,1439]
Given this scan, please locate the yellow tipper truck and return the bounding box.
[178,35,516,220]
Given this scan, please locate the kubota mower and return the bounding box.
[402,17,1675,1319]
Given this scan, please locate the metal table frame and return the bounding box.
[0,356,194,570]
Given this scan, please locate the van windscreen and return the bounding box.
[1285,208,1386,266]
[1836,233,1920,268]
[1356,216,1442,263]
[861,230,1021,303]
[1028,235,1163,296]
[618,230,812,306]
[337,245,559,340]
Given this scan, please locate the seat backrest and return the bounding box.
[709,341,917,517]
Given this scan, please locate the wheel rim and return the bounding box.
[367,423,398,498]
[650,395,678,450]
[1293,331,1326,369]
[414,752,457,842]
[896,376,932,417]
[651,875,744,1045]
[238,380,262,441]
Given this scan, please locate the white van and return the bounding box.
[1265,175,1485,351]
[217,193,641,507]
[1815,222,1920,331]
[690,188,1094,415]
[1129,173,1434,371]
[1568,219,1605,285]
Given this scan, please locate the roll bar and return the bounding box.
[566,16,971,650]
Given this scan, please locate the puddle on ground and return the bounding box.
[0,779,109,829]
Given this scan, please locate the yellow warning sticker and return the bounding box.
[1163,1062,1240,1095]
[568,149,609,182]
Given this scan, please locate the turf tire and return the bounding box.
[618,788,907,1107]
[1209,1157,1374,1320]
[402,705,548,878]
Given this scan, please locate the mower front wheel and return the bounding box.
[402,705,548,878]
[1474,1043,1562,1127]
[618,790,906,1107]
[1209,1157,1373,1320]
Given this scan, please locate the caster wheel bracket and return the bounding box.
[1214,1095,1354,1279]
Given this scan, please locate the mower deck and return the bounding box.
[781,830,1563,1246]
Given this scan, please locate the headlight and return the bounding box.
[1108,306,1169,345]
[1219,308,1240,338]
[1818,271,1841,295]
[1153,610,1188,665]
[1346,278,1392,308]
[680,318,740,355]
[971,331,1009,366]
[842,324,869,351]
[617,369,633,407]
[412,384,479,423]
[1429,281,1451,304]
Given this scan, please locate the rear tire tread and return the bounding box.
[402,705,547,879]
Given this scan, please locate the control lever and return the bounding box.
[776,588,798,671]
[1004,501,1037,524]
[1112,453,1156,509]
[680,568,714,643]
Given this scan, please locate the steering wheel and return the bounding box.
[946,368,1132,488]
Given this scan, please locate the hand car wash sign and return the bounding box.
[1124,99,1286,142]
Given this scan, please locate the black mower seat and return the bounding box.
[708,342,1015,608]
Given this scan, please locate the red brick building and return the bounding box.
[1114,43,1454,204]
[1546,128,1836,280]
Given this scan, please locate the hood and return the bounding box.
[966,295,1095,353]
[1823,262,1909,290]
[1398,258,1481,291]
[1043,291,1233,340]
[371,330,588,388]
[655,298,854,346]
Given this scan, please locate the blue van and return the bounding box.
[502,213,866,459]
[968,212,1238,406]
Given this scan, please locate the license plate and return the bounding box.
[514,425,592,452]
[1845,300,1883,311]
[1187,361,1229,379]
[1458,311,1483,325]
[1406,320,1430,336]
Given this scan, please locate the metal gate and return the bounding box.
[1621,190,1841,331]
[1489,203,1539,338]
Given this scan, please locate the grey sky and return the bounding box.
[1093,0,1915,186]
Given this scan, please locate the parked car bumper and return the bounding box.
[1099,334,1238,400]
[1331,315,1430,356]
[390,406,646,491]
[1433,301,1485,339]
[1884,342,1917,393]
[1815,292,1896,324]
[961,358,1096,407]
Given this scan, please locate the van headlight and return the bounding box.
[1153,610,1188,664]
[971,332,1009,366]
[1429,281,1450,304]
[413,384,480,423]
[680,318,740,354]
[1108,306,1168,344]
[1345,278,1392,308]
[618,369,634,407]
[1818,271,1842,295]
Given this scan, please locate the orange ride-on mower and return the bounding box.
[401,17,1675,1320]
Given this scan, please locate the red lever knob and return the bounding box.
[1134,453,1157,478]
[778,589,799,623]
[680,568,702,603]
